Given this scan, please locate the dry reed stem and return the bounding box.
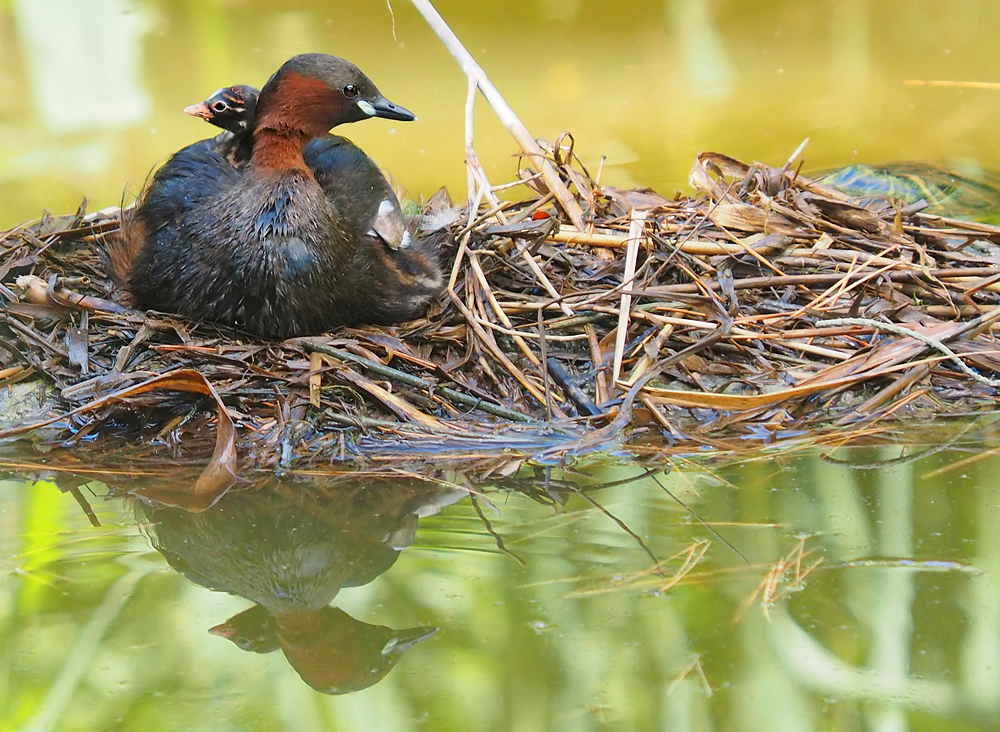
[515,240,574,317]
[408,0,586,229]
[612,210,647,384]
[732,537,822,624]
[467,250,541,368]
[903,79,1000,90]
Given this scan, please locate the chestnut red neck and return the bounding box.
[254,72,348,139]
[249,129,313,173]
[249,72,351,172]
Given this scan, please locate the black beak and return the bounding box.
[365,95,416,122]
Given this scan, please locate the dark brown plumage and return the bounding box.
[107,54,445,339]
[186,84,413,252]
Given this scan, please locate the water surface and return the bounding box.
[3,0,1000,223]
[2,418,1000,731]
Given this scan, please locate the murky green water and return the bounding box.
[4,0,1000,224]
[4,1,1000,730]
[3,419,1000,731]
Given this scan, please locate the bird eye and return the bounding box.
[211,101,228,113]
[343,84,359,98]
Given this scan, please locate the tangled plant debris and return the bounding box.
[3,0,999,486]
[2,142,1000,479]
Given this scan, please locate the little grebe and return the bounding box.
[109,54,444,339]
[186,84,410,251]
[182,84,258,166]
[185,84,258,133]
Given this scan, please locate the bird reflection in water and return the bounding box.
[129,474,464,694]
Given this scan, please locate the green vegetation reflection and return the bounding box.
[2,420,1000,730]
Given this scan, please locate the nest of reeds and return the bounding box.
[2,143,1000,476]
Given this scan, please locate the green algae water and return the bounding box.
[3,1,1000,224]
[3,422,1000,731]
[5,1,1000,730]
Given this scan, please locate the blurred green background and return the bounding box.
[3,0,1000,225]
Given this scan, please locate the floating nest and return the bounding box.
[3,145,1000,480]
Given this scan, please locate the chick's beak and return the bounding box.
[184,102,212,120]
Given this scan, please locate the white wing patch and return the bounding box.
[370,196,410,250]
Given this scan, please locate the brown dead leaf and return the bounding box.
[709,203,803,236]
[337,369,458,432]
[0,369,237,507]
